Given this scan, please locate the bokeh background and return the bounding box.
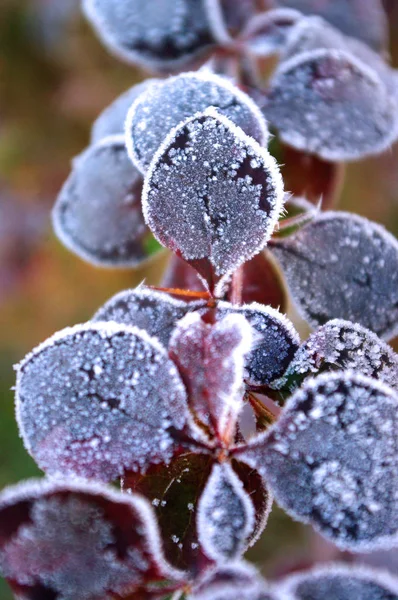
[0,1,398,598]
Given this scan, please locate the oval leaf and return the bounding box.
[53,136,157,268]
[16,322,189,481]
[190,562,274,600]
[0,479,181,600]
[265,48,398,161]
[205,0,259,42]
[82,0,216,72]
[271,212,398,340]
[126,71,268,173]
[240,8,302,57]
[237,372,398,551]
[143,109,284,295]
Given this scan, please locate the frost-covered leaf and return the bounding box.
[240,8,302,57]
[169,312,252,439]
[218,302,300,388]
[91,79,159,144]
[205,0,259,42]
[52,136,159,268]
[264,48,398,161]
[236,372,398,551]
[277,563,398,600]
[143,109,284,295]
[93,286,206,348]
[126,72,268,173]
[162,254,209,297]
[197,463,255,561]
[0,479,181,600]
[273,0,388,51]
[190,562,274,600]
[271,212,398,340]
[275,320,398,392]
[82,0,216,72]
[16,322,189,481]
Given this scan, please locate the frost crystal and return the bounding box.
[264,48,398,161]
[91,79,159,143]
[0,479,177,600]
[278,563,398,600]
[16,322,188,481]
[276,319,398,392]
[53,136,151,267]
[143,109,284,294]
[82,0,215,71]
[169,312,252,437]
[272,212,398,340]
[93,286,205,348]
[218,302,300,387]
[126,71,268,172]
[197,463,255,561]
[238,372,398,551]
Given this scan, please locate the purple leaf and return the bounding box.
[126,72,268,173]
[0,479,182,600]
[190,562,274,600]
[271,212,398,340]
[16,322,189,481]
[240,8,302,57]
[205,0,260,42]
[143,109,284,295]
[53,136,156,268]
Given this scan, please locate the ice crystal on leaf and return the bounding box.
[126,71,268,173]
[236,372,398,551]
[82,0,216,72]
[52,136,152,268]
[271,212,398,340]
[197,463,255,561]
[143,109,284,295]
[16,322,189,481]
[277,563,398,600]
[264,48,398,162]
[0,479,179,600]
[276,319,398,392]
[169,312,252,438]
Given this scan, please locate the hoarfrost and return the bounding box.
[218,302,300,387]
[169,312,252,437]
[264,48,398,161]
[93,286,206,348]
[91,79,159,143]
[143,109,284,294]
[237,372,398,551]
[278,562,398,600]
[276,319,398,392]
[83,0,215,71]
[271,212,398,340]
[53,136,151,267]
[0,479,178,599]
[197,463,255,561]
[126,71,268,172]
[15,322,188,481]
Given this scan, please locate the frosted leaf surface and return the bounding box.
[126,72,268,173]
[271,212,398,340]
[218,302,300,387]
[264,48,398,161]
[236,372,398,551]
[52,136,153,268]
[169,312,252,438]
[205,0,258,42]
[276,320,398,392]
[197,463,255,561]
[240,8,302,57]
[16,322,188,481]
[0,479,178,600]
[191,562,274,600]
[83,0,215,71]
[91,79,158,143]
[278,563,398,600]
[93,286,205,348]
[273,0,388,51]
[143,109,284,294]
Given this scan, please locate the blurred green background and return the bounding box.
[0,1,398,598]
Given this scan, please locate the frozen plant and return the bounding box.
[2,0,398,598]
